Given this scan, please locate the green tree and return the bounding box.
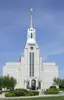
[59,79,64,90]
[0,76,3,90]
[53,77,64,90]
[0,76,17,91]
[53,77,61,86]
[3,76,10,89]
[8,76,17,91]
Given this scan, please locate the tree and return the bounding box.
[3,76,10,90]
[8,76,17,90]
[0,76,3,90]
[53,77,61,86]
[59,79,64,90]
[53,77,64,90]
[0,76,17,91]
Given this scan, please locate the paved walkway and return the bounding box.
[0,92,64,99]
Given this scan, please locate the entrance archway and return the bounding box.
[31,79,36,90]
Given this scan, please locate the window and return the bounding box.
[30,52,34,77]
[31,33,33,38]
[38,81,41,89]
[26,81,29,89]
[31,79,36,90]
[32,52,34,76]
[30,46,33,50]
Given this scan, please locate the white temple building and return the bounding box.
[3,9,58,90]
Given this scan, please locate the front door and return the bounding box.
[31,79,36,90]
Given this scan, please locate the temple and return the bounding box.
[3,9,58,90]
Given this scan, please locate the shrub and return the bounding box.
[15,88,28,92]
[44,87,59,94]
[59,80,64,90]
[27,91,39,96]
[31,91,39,95]
[50,86,57,89]
[5,89,39,97]
[14,88,28,96]
[5,92,15,97]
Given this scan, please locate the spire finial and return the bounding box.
[30,8,33,28]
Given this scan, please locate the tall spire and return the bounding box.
[27,8,36,44]
[30,8,33,28]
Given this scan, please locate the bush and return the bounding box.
[59,80,64,90]
[5,89,39,97]
[15,88,28,92]
[31,91,39,96]
[44,86,59,94]
[59,87,64,91]
[27,91,39,96]
[50,86,57,89]
[5,92,15,97]
[14,88,28,96]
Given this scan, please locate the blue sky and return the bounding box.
[0,0,64,79]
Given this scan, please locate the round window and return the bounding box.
[30,46,34,50]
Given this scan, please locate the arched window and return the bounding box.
[31,79,36,90]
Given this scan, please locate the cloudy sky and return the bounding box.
[0,0,64,79]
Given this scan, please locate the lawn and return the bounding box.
[2,96,64,100]
[19,97,64,100]
[25,97,64,100]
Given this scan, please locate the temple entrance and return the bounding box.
[31,79,36,90]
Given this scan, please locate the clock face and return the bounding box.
[30,46,34,50]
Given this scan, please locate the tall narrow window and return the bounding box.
[32,52,34,76]
[30,52,34,77]
[30,52,31,76]
[38,81,41,89]
[26,81,29,89]
[31,33,33,38]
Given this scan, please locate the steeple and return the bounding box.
[30,8,33,28]
[27,8,36,44]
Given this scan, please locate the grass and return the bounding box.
[25,97,64,100]
[1,96,64,100]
